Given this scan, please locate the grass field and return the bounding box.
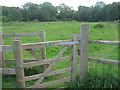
[2,21,119,88]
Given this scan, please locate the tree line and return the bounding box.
[1,1,119,22]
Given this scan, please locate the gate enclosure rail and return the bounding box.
[0,24,120,88]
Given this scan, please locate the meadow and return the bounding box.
[2,21,119,88]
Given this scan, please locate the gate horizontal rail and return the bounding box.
[2,40,120,52]
[24,67,71,81]
[88,58,119,65]
[2,33,41,37]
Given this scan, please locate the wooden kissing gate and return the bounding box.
[13,33,78,88]
[0,23,120,88]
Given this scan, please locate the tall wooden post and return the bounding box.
[0,30,2,89]
[0,31,5,68]
[13,37,25,88]
[80,24,89,81]
[40,30,46,60]
[71,34,78,82]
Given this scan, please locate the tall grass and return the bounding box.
[66,73,120,88]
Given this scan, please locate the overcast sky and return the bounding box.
[1,0,119,10]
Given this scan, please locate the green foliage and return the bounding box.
[2,1,119,22]
[56,3,75,20]
[1,16,9,22]
[93,23,104,28]
[24,65,45,76]
[2,6,23,21]
[22,2,57,22]
[73,2,119,22]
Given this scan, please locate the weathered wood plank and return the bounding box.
[24,67,71,81]
[28,77,71,88]
[0,31,2,67]
[40,30,46,60]
[80,24,89,81]
[3,33,41,37]
[33,46,68,87]
[0,45,2,67]
[22,40,72,50]
[5,56,72,64]
[89,40,120,45]
[3,40,119,52]
[2,40,72,52]
[2,45,13,52]
[26,49,43,60]
[23,56,71,68]
[88,58,119,65]
[13,38,25,88]
[0,68,16,74]
[5,59,37,63]
[0,31,5,68]
[71,34,78,82]
[2,45,42,52]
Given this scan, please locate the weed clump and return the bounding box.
[94,23,104,28]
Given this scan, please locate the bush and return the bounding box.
[93,23,104,28]
[1,16,9,22]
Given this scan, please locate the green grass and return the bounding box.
[66,73,119,88]
[2,21,119,88]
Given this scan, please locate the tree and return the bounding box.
[2,6,23,21]
[1,1,120,22]
[76,6,90,21]
[56,3,75,21]
[22,2,57,21]
[106,2,119,21]
[22,2,40,21]
[40,2,57,21]
[22,2,39,11]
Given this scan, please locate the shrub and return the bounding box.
[2,16,9,22]
[93,23,104,28]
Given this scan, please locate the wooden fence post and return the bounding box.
[80,24,89,81]
[0,31,5,68]
[13,37,25,88]
[71,34,78,82]
[0,31,2,68]
[40,30,46,60]
[0,30,2,89]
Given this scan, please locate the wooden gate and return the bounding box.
[1,23,119,88]
[13,34,78,88]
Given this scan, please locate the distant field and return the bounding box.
[2,21,118,88]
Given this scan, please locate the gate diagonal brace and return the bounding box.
[33,46,68,88]
[58,42,79,46]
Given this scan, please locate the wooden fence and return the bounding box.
[0,31,78,88]
[0,30,46,68]
[0,24,120,88]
